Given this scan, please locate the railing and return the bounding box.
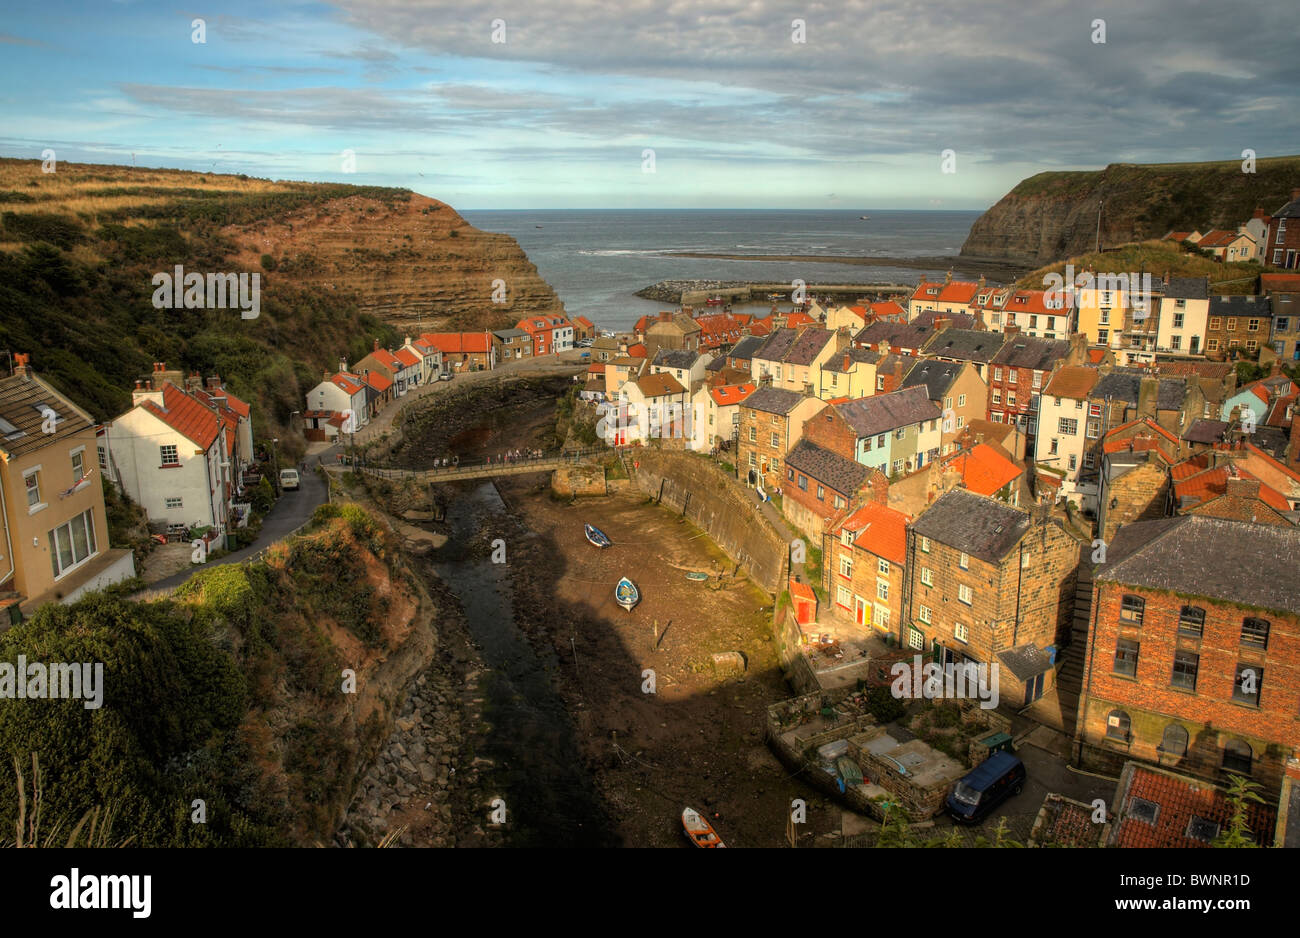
[345,447,609,480]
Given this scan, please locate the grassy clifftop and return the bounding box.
[962,155,1300,266]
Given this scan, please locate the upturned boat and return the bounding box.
[682,807,725,848]
[584,523,611,548]
[615,576,639,611]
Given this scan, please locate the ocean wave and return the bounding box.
[575,248,671,257]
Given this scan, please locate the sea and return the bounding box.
[460,209,982,332]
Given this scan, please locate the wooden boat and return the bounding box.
[615,576,640,611]
[836,756,865,787]
[685,571,709,581]
[584,523,611,548]
[682,807,725,848]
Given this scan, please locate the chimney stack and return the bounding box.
[12,353,32,380]
[1226,476,1261,500]
[339,357,348,374]
[934,316,951,333]
[1004,324,1021,338]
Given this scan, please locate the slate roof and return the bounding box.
[1182,418,1229,445]
[753,327,801,362]
[1163,276,1209,300]
[786,440,869,496]
[991,336,1069,371]
[1091,370,1188,410]
[1271,194,1300,219]
[1208,295,1271,318]
[909,489,1035,563]
[784,328,834,366]
[0,372,95,459]
[652,348,699,370]
[727,335,766,361]
[901,359,963,401]
[996,644,1053,681]
[493,328,528,339]
[742,386,806,416]
[835,385,940,437]
[1097,514,1300,613]
[922,328,1007,364]
[822,347,882,373]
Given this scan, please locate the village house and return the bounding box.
[492,327,534,362]
[603,355,644,400]
[109,369,233,542]
[994,288,1073,339]
[407,336,446,380]
[590,335,623,363]
[1079,515,1300,796]
[1264,189,1300,269]
[1220,373,1298,427]
[516,316,574,356]
[902,490,1079,708]
[722,334,765,372]
[305,362,368,440]
[644,311,701,354]
[1035,365,1101,506]
[692,313,746,351]
[360,370,394,415]
[907,275,984,321]
[185,374,254,477]
[1204,295,1271,360]
[824,485,909,635]
[619,372,690,444]
[899,358,987,456]
[650,348,712,390]
[420,332,496,371]
[353,340,412,396]
[391,345,428,390]
[1073,270,1158,357]
[689,382,755,453]
[1268,290,1300,362]
[1195,228,1258,262]
[0,355,135,620]
[572,315,597,342]
[855,310,977,357]
[1095,418,1182,541]
[986,332,1069,438]
[1170,456,1294,526]
[1107,762,1277,847]
[802,386,942,477]
[1171,443,1300,514]
[817,347,881,401]
[736,387,823,491]
[1144,359,1236,420]
[1153,276,1211,356]
[1084,370,1205,472]
[781,440,870,541]
[921,326,1008,382]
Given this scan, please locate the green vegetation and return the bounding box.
[865,685,906,724]
[0,505,401,846]
[1019,240,1264,294]
[1212,774,1266,848]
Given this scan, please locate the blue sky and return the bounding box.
[1,0,1296,209]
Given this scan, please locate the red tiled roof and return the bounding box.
[139,383,222,450]
[1261,274,1300,293]
[784,312,816,327]
[332,372,367,396]
[627,343,647,358]
[942,443,1022,497]
[221,389,251,418]
[1196,229,1246,248]
[420,332,490,354]
[1042,365,1099,399]
[1173,465,1290,511]
[394,347,421,367]
[869,301,907,321]
[367,348,403,371]
[635,373,686,397]
[1001,288,1068,315]
[1106,418,1181,448]
[1114,766,1275,848]
[835,500,909,566]
[363,371,393,392]
[575,316,595,328]
[587,363,606,375]
[709,383,756,406]
[1087,348,1107,364]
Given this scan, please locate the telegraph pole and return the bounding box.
[1096,200,1103,253]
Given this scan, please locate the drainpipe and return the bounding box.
[0,474,15,588]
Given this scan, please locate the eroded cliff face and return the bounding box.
[960,158,1300,266]
[224,193,565,335]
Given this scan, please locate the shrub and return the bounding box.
[866,686,906,724]
[260,253,277,271]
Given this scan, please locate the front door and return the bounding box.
[1024,672,1045,706]
[854,596,867,627]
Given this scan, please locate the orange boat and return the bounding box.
[681,807,726,848]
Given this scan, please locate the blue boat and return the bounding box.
[585,523,611,548]
[615,576,640,612]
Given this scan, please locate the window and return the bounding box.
[748,451,756,469]
[1049,437,1059,456]
[1085,453,1095,469]
[816,485,824,501]
[918,604,932,624]
[70,448,84,480]
[877,579,889,601]
[891,459,903,474]
[921,567,933,586]
[1241,617,1269,649]
[1120,594,1144,624]
[770,432,780,448]
[1068,454,1077,471]
[1208,317,1222,330]
[954,622,969,643]
[944,396,953,410]
[1207,338,1220,352]
[797,474,807,491]
[834,494,845,509]
[840,529,853,547]
[748,427,756,442]
[1158,724,1189,757]
[24,469,41,510]
[97,445,108,470]
[1007,393,1016,408]
[48,509,98,578]
[1246,340,1258,353]
[1222,739,1253,774]
[993,368,1003,382]
[958,551,969,569]
[920,536,930,553]
[1171,651,1199,691]
[1058,417,1078,435]
[160,444,179,466]
[1178,606,1205,637]
[1097,328,1109,344]
[895,427,905,440]
[958,583,972,605]
[836,585,852,608]
[1171,336,1181,350]
[1232,664,1262,706]
[787,468,794,481]
[1226,318,1236,331]
[877,434,886,448]
[1114,638,1139,677]
[1106,710,1131,741]
[1173,312,1184,328]
[839,556,852,578]
[1008,370,1017,384]
[1277,317,1290,333]
[958,394,967,407]
[877,376,885,390]
[909,628,924,650]
[1247,318,1260,332]
[878,558,890,577]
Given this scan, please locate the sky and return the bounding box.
[0,0,1297,209]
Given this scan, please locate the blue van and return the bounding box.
[945,750,1026,824]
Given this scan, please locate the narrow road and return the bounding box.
[141,452,333,594]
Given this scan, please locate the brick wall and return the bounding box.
[738,407,791,491]
[1079,581,1300,795]
[801,403,858,461]
[1100,460,1169,542]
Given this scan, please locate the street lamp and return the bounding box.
[270,437,280,495]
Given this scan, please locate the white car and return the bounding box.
[438,372,453,381]
[279,469,301,491]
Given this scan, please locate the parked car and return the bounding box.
[438,372,453,382]
[279,468,301,491]
[944,750,1026,824]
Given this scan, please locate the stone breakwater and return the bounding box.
[635,279,918,305]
